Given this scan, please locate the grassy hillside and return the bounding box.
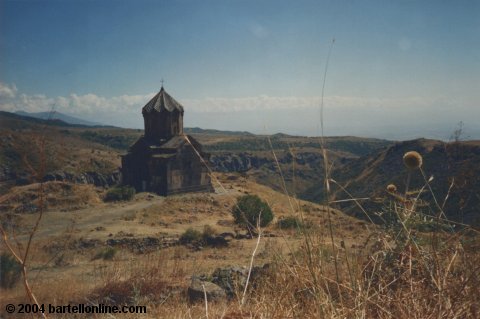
[2,111,478,226]
[0,112,129,193]
[0,111,391,196]
[1,172,479,318]
[304,138,480,226]
[0,173,379,317]
[1,111,480,318]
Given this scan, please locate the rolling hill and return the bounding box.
[2,110,478,226]
[303,138,480,226]
[1,110,479,318]
[0,110,391,194]
[15,110,103,126]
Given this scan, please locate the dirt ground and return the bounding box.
[0,173,374,318]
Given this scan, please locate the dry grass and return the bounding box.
[1,158,479,319]
[72,227,480,318]
[0,181,102,213]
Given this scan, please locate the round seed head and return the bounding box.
[386,184,397,193]
[403,151,423,170]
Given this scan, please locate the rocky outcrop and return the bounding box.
[209,152,323,172]
[0,164,30,187]
[210,153,270,172]
[43,170,121,187]
[188,278,227,303]
[0,163,121,189]
[106,236,178,253]
[211,264,270,297]
[211,266,249,297]
[204,235,230,247]
[45,236,178,254]
[188,264,271,302]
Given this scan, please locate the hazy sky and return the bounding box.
[1,0,479,140]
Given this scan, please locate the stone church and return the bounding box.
[121,86,213,195]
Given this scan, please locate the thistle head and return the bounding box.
[403,151,423,170]
[386,184,397,193]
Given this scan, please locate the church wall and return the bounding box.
[156,144,211,194]
[122,154,148,191]
[143,111,183,141]
[146,158,167,194]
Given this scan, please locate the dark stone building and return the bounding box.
[121,87,213,195]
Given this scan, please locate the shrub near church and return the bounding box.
[232,195,274,232]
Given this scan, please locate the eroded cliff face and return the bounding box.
[43,171,121,187]
[209,153,270,172]
[208,150,330,198]
[209,151,326,172]
[0,164,121,190]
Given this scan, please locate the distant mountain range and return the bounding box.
[184,127,254,136]
[15,111,102,126]
[10,111,255,135]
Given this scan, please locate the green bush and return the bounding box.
[277,216,303,229]
[104,186,136,202]
[232,195,274,231]
[179,227,202,244]
[0,253,22,289]
[202,225,216,241]
[80,131,136,150]
[179,225,223,247]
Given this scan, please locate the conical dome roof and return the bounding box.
[142,87,184,113]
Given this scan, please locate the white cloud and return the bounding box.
[0,84,154,116]
[0,82,468,116]
[0,82,477,139]
[0,82,17,99]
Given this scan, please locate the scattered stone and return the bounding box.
[43,170,121,187]
[188,278,226,303]
[263,231,277,238]
[235,233,251,240]
[105,236,177,253]
[217,219,233,227]
[204,235,229,247]
[14,203,39,214]
[54,254,69,267]
[211,266,248,297]
[115,231,134,237]
[218,232,235,240]
[211,264,271,298]
[71,238,101,250]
